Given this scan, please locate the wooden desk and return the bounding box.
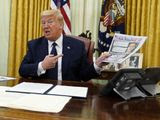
[1,78,160,120]
[100,71,116,80]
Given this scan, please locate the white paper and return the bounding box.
[0,76,16,81]
[0,86,11,92]
[48,85,88,98]
[6,82,53,94]
[0,92,27,106]
[0,92,71,113]
[9,94,71,113]
[103,33,147,63]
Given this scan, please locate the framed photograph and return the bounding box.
[119,53,143,69]
[102,53,143,71]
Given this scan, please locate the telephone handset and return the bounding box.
[100,68,159,100]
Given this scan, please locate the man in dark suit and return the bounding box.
[19,9,109,81]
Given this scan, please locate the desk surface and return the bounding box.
[1,78,160,120]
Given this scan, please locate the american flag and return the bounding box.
[51,0,71,35]
[103,11,114,26]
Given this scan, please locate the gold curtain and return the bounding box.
[125,0,160,67]
[8,0,160,80]
[8,0,50,78]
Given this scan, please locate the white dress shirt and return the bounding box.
[37,34,101,80]
[37,34,63,80]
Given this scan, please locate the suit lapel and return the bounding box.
[39,37,48,61]
[62,36,72,78]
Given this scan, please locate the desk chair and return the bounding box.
[67,35,95,64]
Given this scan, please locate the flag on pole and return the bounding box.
[51,0,71,35]
[98,0,125,52]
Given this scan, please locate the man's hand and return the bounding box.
[95,52,110,68]
[42,54,63,70]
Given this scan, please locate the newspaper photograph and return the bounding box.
[103,33,147,63]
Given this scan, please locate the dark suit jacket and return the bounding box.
[19,35,99,81]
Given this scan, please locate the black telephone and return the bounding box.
[100,68,160,100]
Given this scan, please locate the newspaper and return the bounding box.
[103,33,147,63]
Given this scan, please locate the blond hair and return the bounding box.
[41,9,64,26]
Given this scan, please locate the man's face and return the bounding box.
[41,15,62,41]
[127,43,136,53]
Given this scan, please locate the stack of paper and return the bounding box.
[0,86,11,92]
[0,76,16,81]
[6,82,53,94]
[0,82,88,113]
[6,82,88,98]
[0,92,27,106]
[48,85,88,98]
[0,92,71,113]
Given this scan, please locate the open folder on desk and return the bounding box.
[0,92,71,113]
[6,82,53,94]
[47,85,88,98]
[6,82,88,98]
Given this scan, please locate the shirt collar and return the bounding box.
[48,34,63,48]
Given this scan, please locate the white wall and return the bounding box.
[0,0,11,75]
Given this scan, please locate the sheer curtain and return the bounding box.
[70,0,102,47]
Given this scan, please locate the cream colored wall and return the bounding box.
[0,0,11,75]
